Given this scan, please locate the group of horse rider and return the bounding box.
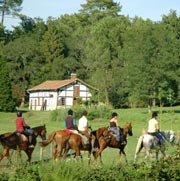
[15,108,164,151]
[64,109,96,152]
[64,109,127,151]
[64,109,165,148]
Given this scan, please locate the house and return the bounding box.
[27,74,98,111]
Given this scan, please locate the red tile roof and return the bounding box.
[27,78,98,92]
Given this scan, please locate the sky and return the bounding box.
[2,0,180,30]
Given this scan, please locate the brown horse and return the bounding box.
[39,130,72,160]
[0,125,46,163]
[39,128,109,162]
[94,122,133,163]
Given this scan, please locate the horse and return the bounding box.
[39,128,109,162]
[134,130,176,162]
[94,122,133,163]
[0,125,46,163]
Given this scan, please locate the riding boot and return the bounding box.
[28,135,34,148]
[120,134,126,145]
[159,139,164,146]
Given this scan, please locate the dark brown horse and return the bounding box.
[39,128,109,162]
[94,122,133,163]
[0,125,46,163]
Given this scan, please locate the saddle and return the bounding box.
[78,132,89,145]
[16,132,28,142]
[147,132,164,145]
[108,127,121,142]
[64,128,73,135]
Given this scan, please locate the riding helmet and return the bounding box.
[68,109,73,115]
[17,111,22,117]
[152,112,158,118]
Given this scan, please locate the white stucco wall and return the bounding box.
[28,80,94,111]
[29,91,58,111]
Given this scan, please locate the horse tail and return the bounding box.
[134,135,144,161]
[39,131,56,147]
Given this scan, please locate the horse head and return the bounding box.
[168,130,176,144]
[123,122,133,136]
[32,124,46,140]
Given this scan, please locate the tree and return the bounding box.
[83,16,128,105]
[0,0,23,25]
[3,34,43,106]
[0,50,15,111]
[80,0,121,24]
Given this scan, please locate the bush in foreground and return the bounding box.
[1,151,180,181]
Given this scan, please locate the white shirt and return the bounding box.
[78,115,88,131]
[148,118,159,133]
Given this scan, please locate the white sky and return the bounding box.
[2,0,180,30]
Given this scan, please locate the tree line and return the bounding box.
[0,0,180,111]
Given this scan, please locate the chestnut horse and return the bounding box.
[0,125,46,163]
[94,122,133,163]
[39,128,109,162]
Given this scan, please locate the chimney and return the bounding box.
[70,73,77,79]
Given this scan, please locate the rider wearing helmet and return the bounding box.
[16,111,34,148]
[64,109,78,134]
[147,112,164,145]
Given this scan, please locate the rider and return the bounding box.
[15,111,34,148]
[147,112,164,145]
[109,112,126,145]
[78,110,96,152]
[64,109,78,134]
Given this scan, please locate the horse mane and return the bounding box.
[32,124,46,131]
[95,127,109,139]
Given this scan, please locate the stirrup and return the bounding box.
[29,144,34,148]
[121,141,126,145]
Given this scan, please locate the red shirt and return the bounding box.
[16,117,28,132]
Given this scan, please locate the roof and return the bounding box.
[27,78,98,92]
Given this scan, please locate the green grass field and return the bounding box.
[0,106,180,166]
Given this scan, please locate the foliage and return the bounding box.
[49,105,111,127]
[0,2,180,109]
[0,0,23,25]
[0,55,15,111]
[1,152,180,180]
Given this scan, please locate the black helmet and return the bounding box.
[68,109,73,115]
[112,112,118,118]
[17,111,22,117]
[152,112,158,118]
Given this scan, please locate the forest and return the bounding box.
[0,0,180,111]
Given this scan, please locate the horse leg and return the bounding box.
[52,142,58,160]
[74,147,81,158]
[88,150,92,165]
[119,149,127,163]
[160,147,166,158]
[25,149,33,162]
[95,137,107,160]
[145,150,151,161]
[0,148,11,163]
[155,151,159,161]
